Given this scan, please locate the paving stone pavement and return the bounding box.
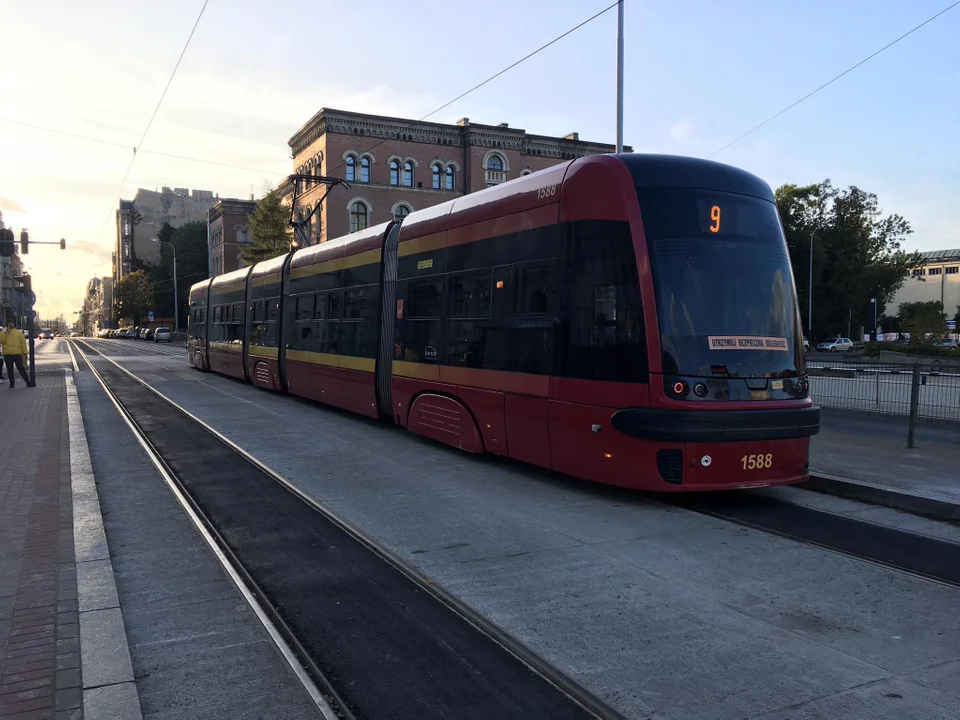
[0,372,82,720]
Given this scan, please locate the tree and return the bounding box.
[776,180,922,340]
[150,221,209,330]
[240,189,291,265]
[954,305,960,332]
[113,270,154,326]
[898,301,947,341]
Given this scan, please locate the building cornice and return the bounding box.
[289,108,629,162]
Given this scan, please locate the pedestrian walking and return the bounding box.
[0,320,31,388]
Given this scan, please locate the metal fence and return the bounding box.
[807,360,960,445]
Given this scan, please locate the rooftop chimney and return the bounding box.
[497,122,509,128]
[456,117,470,126]
[564,132,579,141]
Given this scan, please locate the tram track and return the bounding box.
[71,339,622,720]
[672,492,960,590]
[80,337,960,593]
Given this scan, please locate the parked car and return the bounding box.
[817,337,854,352]
[153,327,171,343]
[144,328,155,341]
[934,338,959,352]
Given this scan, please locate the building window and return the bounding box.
[345,155,356,182]
[393,204,411,220]
[432,164,442,189]
[928,267,942,276]
[912,268,925,277]
[445,166,455,191]
[359,156,370,183]
[349,201,368,233]
[485,153,506,187]
[390,160,400,185]
[403,161,414,187]
[947,266,959,274]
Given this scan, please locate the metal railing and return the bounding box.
[808,359,960,446]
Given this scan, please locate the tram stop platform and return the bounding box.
[806,413,960,522]
[0,346,141,719]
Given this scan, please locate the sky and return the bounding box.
[0,0,957,320]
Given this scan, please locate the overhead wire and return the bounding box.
[326,0,621,176]
[0,116,286,176]
[94,0,210,244]
[709,0,960,158]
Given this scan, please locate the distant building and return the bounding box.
[208,198,256,277]
[1,247,24,326]
[891,249,960,317]
[114,187,219,286]
[286,108,628,244]
[81,276,114,333]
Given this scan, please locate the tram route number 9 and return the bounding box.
[709,205,721,233]
[536,184,557,200]
[741,453,773,470]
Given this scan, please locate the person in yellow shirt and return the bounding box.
[0,320,30,388]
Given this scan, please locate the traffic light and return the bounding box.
[14,274,31,294]
[20,229,29,255]
[0,228,13,257]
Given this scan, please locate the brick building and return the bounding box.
[287,108,629,243]
[208,197,256,277]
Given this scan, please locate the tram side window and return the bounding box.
[509,261,557,375]
[339,285,379,358]
[398,277,443,363]
[252,299,280,347]
[558,221,647,382]
[292,295,317,352]
[446,271,493,369]
[318,291,342,355]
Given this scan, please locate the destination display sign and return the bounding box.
[707,335,789,351]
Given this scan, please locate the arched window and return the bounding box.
[432,164,442,189]
[393,204,411,220]
[390,159,400,186]
[359,156,371,183]
[445,166,455,191]
[349,201,368,233]
[345,155,356,182]
[485,153,506,187]
[403,161,414,187]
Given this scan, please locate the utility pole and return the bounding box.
[616,0,624,153]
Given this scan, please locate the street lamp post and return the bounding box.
[152,238,178,332]
[808,231,815,341]
[616,0,624,153]
[870,297,877,340]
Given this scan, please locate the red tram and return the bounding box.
[188,154,819,491]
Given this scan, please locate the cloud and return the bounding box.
[669,119,697,145]
[0,196,26,213]
[68,239,113,265]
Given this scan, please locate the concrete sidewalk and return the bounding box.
[0,342,141,720]
[807,413,960,522]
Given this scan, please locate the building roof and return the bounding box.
[919,249,960,264]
